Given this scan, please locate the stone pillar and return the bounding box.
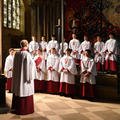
[0,0,2,74]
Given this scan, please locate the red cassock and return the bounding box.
[80,58,97,98]
[59,55,78,95]
[6,78,12,90]
[11,48,36,115]
[46,54,60,94]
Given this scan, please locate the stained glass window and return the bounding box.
[3,0,21,30]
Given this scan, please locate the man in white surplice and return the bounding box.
[11,40,36,115]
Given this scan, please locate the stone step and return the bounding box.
[95,85,120,100]
[96,74,118,87]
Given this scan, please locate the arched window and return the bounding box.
[3,0,22,30]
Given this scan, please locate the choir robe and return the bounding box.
[103,39,118,71]
[39,41,48,60]
[94,41,105,71]
[59,55,77,95]
[46,54,60,93]
[80,57,97,98]
[59,42,68,57]
[11,49,36,115]
[34,56,46,91]
[69,39,80,64]
[47,40,59,55]
[29,40,39,53]
[4,55,14,90]
[79,40,91,60]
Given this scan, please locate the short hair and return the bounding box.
[109,33,115,37]
[66,48,72,53]
[85,49,91,54]
[38,49,42,52]
[51,48,56,51]
[51,35,56,38]
[9,48,14,53]
[20,40,28,48]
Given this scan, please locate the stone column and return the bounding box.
[0,0,2,73]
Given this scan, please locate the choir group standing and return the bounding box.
[4,33,118,115]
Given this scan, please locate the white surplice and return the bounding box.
[103,39,118,61]
[34,56,46,80]
[69,39,80,59]
[29,41,39,52]
[94,41,105,64]
[12,51,36,97]
[59,42,68,57]
[80,57,97,85]
[79,40,91,60]
[47,40,59,54]
[47,54,59,82]
[39,41,48,60]
[4,55,14,78]
[59,55,77,84]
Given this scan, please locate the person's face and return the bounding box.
[38,50,42,55]
[85,51,89,57]
[84,36,88,41]
[109,34,114,39]
[52,37,55,40]
[32,36,36,41]
[51,49,56,54]
[42,37,45,41]
[97,36,101,41]
[72,34,76,39]
[10,50,15,56]
[66,51,70,56]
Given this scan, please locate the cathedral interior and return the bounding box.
[0,0,120,120]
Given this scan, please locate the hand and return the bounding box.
[63,69,68,73]
[97,52,101,56]
[84,72,91,77]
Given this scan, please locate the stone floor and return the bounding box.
[0,92,120,120]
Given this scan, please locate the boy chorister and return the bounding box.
[59,49,77,96]
[80,49,97,99]
[59,38,68,57]
[94,35,105,71]
[79,35,91,61]
[103,33,118,72]
[46,48,60,93]
[47,35,59,55]
[4,48,15,91]
[29,35,39,59]
[69,33,80,65]
[39,36,48,60]
[34,49,46,92]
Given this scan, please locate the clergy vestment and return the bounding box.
[59,55,77,95]
[46,54,60,93]
[47,40,59,55]
[94,41,105,71]
[69,39,80,64]
[34,55,46,91]
[80,57,97,98]
[11,48,36,115]
[39,41,48,60]
[4,55,14,90]
[59,42,68,57]
[103,39,118,71]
